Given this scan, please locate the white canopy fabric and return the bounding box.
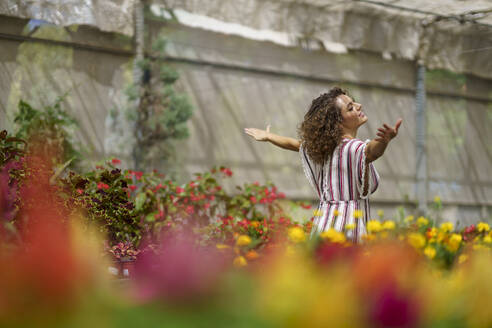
[2,0,492,78]
[0,0,137,36]
[157,0,492,79]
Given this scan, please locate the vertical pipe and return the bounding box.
[415,63,427,215]
[132,0,145,170]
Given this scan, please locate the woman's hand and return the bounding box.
[244,124,271,142]
[375,118,402,143]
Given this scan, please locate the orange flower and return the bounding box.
[245,250,259,260]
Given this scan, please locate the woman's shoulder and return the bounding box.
[341,138,366,147]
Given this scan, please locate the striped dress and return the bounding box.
[300,138,380,243]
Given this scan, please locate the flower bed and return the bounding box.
[1,130,492,327]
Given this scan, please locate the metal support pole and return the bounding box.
[415,63,427,215]
[132,0,145,170]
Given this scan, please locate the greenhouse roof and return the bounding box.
[1,0,492,78]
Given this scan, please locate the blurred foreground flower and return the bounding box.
[133,231,231,304]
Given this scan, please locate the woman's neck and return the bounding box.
[341,129,357,139]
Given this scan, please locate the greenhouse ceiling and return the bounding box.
[1,0,492,78]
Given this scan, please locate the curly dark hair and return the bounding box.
[297,87,347,165]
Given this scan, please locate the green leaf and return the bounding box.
[135,192,147,211]
[145,213,156,222]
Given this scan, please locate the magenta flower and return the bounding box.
[133,232,230,303]
[369,285,420,328]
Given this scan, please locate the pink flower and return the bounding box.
[204,203,211,209]
[111,158,121,165]
[97,182,109,190]
[186,206,194,215]
[134,171,143,180]
[133,232,230,303]
[76,189,84,195]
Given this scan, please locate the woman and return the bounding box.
[244,87,402,243]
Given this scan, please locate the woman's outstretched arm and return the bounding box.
[244,125,300,152]
[366,118,402,163]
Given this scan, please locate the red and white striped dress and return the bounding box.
[300,138,380,243]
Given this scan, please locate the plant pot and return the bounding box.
[119,259,136,278]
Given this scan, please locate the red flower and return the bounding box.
[129,185,137,191]
[250,196,257,204]
[220,167,233,176]
[278,192,286,199]
[97,182,109,190]
[76,189,84,195]
[111,158,121,165]
[209,195,215,201]
[204,203,211,209]
[186,206,194,215]
[134,171,143,180]
[300,203,312,209]
[176,187,185,194]
[153,183,163,192]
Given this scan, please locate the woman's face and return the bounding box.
[336,94,367,130]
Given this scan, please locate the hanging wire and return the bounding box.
[460,45,492,54]
[351,0,492,28]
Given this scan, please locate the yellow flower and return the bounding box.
[417,216,429,227]
[236,235,252,247]
[216,243,231,250]
[333,209,340,217]
[437,232,446,243]
[313,209,324,217]
[288,227,306,243]
[377,209,384,218]
[424,246,436,259]
[408,233,426,249]
[250,221,260,228]
[382,220,396,230]
[320,228,346,243]
[353,210,363,219]
[434,196,441,203]
[483,235,492,244]
[345,223,356,231]
[440,222,453,233]
[367,220,382,233]
[233,256,248,267]
[404,215,414,224]
[478,222,490,232]
[446,233,462,253]
[363,234,376,242]
[458,254,468,264]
